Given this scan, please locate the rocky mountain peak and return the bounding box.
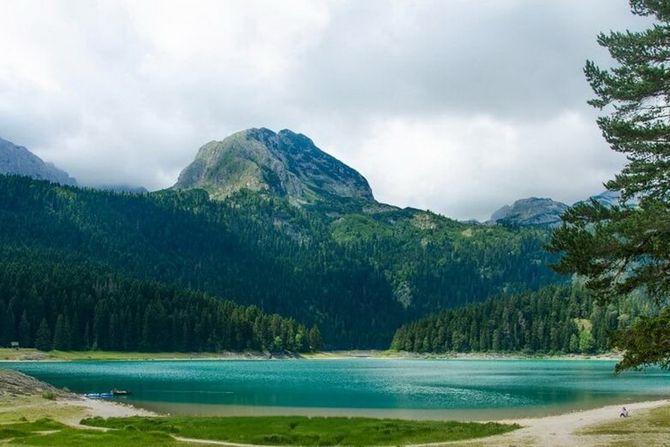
[174,128,375,204]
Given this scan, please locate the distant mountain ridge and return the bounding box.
[488,197,569,228]
[174,128,375,204]
[0,137,77,185]
[488,190,632,228]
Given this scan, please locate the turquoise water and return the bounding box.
[4,359,669,419]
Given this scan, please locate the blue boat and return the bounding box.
[84,392,113,399]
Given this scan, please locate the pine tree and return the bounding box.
[307,325,322,352]
[52,314,70,351]
[549,0,670,371]
[18,312,31,348]
[34,318,52,352]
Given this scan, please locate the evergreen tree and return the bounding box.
[18,312,31,348]
[34,318,52,351]
[307,325,322,352]
[549,0,670,371]
[52,314,69,351]
[1,308,15,347]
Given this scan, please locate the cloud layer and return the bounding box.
[0,0,645,219]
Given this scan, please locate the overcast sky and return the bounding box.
[0,0,647,220]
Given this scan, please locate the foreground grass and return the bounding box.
[81,415,518,446]
[0,419,187,447]
[0,394,518,447]
[0,395,184,447]
[0,396,82,425]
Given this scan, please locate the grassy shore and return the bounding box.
[82,415,517,446]
[0,347,622,362]
[0,398,518,446]
[0,369,518,446]
[0,348,279,362]
[3,394,670,447]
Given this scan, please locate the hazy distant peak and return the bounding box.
[0,137,77,186]
[488,197,569,228]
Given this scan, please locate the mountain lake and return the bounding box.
[3,359,670,420]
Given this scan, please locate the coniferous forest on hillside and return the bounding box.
[0,174,563,349]
[0,259,317,353]
[391,284,652,355]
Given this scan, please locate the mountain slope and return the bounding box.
[0,175,562,348]
[174,128,374,204]
[0,175,400,348]
[0,137,76,185]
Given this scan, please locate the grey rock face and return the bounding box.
[174,128,375,204]
[489,197,569,228]
[0,137,76,185]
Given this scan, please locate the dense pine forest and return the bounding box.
[0,258,317,352]
[391,284,651,354]
[0,175,563,348]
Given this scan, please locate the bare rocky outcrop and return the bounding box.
[174,128,374,205]
[0,369,75,398]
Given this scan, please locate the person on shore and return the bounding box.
[620,407,629,418]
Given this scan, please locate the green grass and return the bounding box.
[4,426,185,446]
[0,413,518,446]
[0,418,64,440]
[0,395,519,447]
[81,415,519,446]
[0,395,86,425]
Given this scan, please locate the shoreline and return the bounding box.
[2,368,668,446]
[0,348,623,362]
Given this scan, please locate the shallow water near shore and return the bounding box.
[3,359,669,420]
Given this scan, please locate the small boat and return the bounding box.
[111,389,131,396]
[84,392,113,399]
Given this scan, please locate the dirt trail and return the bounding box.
[440,399,670,447]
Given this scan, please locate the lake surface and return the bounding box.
[4,359,670,419]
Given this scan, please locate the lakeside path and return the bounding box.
[445,399,670,447]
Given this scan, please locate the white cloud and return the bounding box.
[346,111,625,221]
[0,0,643,218]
